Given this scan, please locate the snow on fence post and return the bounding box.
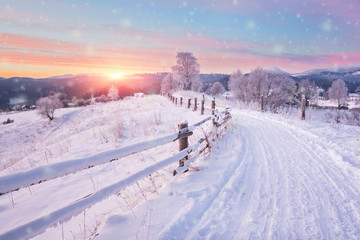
[260,95,264,112]
[180,97,183,106]
[188,98,191,109]
[194,98,197,111]
[211,98,216,125]
[178,121,189,167]
[301,98,306,120]
[201,100,205,115]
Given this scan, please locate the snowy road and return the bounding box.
[99,110,360,239]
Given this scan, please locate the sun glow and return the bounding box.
[107,72,123,80]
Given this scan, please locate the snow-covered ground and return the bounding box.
[98,107,360,239]
[317,99,359,109]
[1,93,360,239]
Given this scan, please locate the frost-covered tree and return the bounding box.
[356,86,360,105]
[328,79,348,106]
[161,73,178,93]
[36,96,63,121]
[247,67,268,101]
[229,67,296,109]
[191,78,203,92]
[299,79,318,104]
[264,73,296,108]
[107,85,119,101]
[209,81,226,96]
[171,52,200,90]
[95,94,109,103]
[229,70,249,102]
[55,92,70,107]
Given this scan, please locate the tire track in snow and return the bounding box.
[157,132,251,240]
[234,112,360,239]
[283,126,360,239]
[158,111,360,239]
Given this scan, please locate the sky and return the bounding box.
[0,0,360,78]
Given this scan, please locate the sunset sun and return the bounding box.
[107,72,123,80]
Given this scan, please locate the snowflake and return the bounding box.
[321,19,332,32]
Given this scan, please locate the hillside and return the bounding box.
[0,93,359,239]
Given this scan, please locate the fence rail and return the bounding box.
[0,113,225,196]
[0,94,231,240]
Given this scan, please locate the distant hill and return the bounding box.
[265,67,290,75]
[0,73,166,109]
[293,65,360,92]
[200,74,230,90]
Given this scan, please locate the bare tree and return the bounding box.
[107,85,119,101]
[209,81,226,96]
[328,79,348,107]
[161,73,178,94]
[171,52,200,90]
[36,96,63,121]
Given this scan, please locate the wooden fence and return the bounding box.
[0,94,231,240]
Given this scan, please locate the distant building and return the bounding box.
[12,105,22,111]
[349,93,360,101]
[223,91,234,99]
[21,105,30,111]
[134,92,144,98]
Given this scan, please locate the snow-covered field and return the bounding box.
[1,93,360,239]
[317,99,359,109]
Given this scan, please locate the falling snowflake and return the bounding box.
[321,19,332,32]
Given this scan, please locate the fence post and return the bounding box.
[211,98,215,115]
[180,97,183,106]
[194,98,197,111]
[178,121,189,167]
[188,98,191,109]
[260,95,264,112]
[211,98,216,125]
[172,96,175,104]
[301,98,306,120]
[201,100,205,115]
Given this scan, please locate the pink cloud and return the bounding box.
[1,32,360,77]
[194,0,360,23]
